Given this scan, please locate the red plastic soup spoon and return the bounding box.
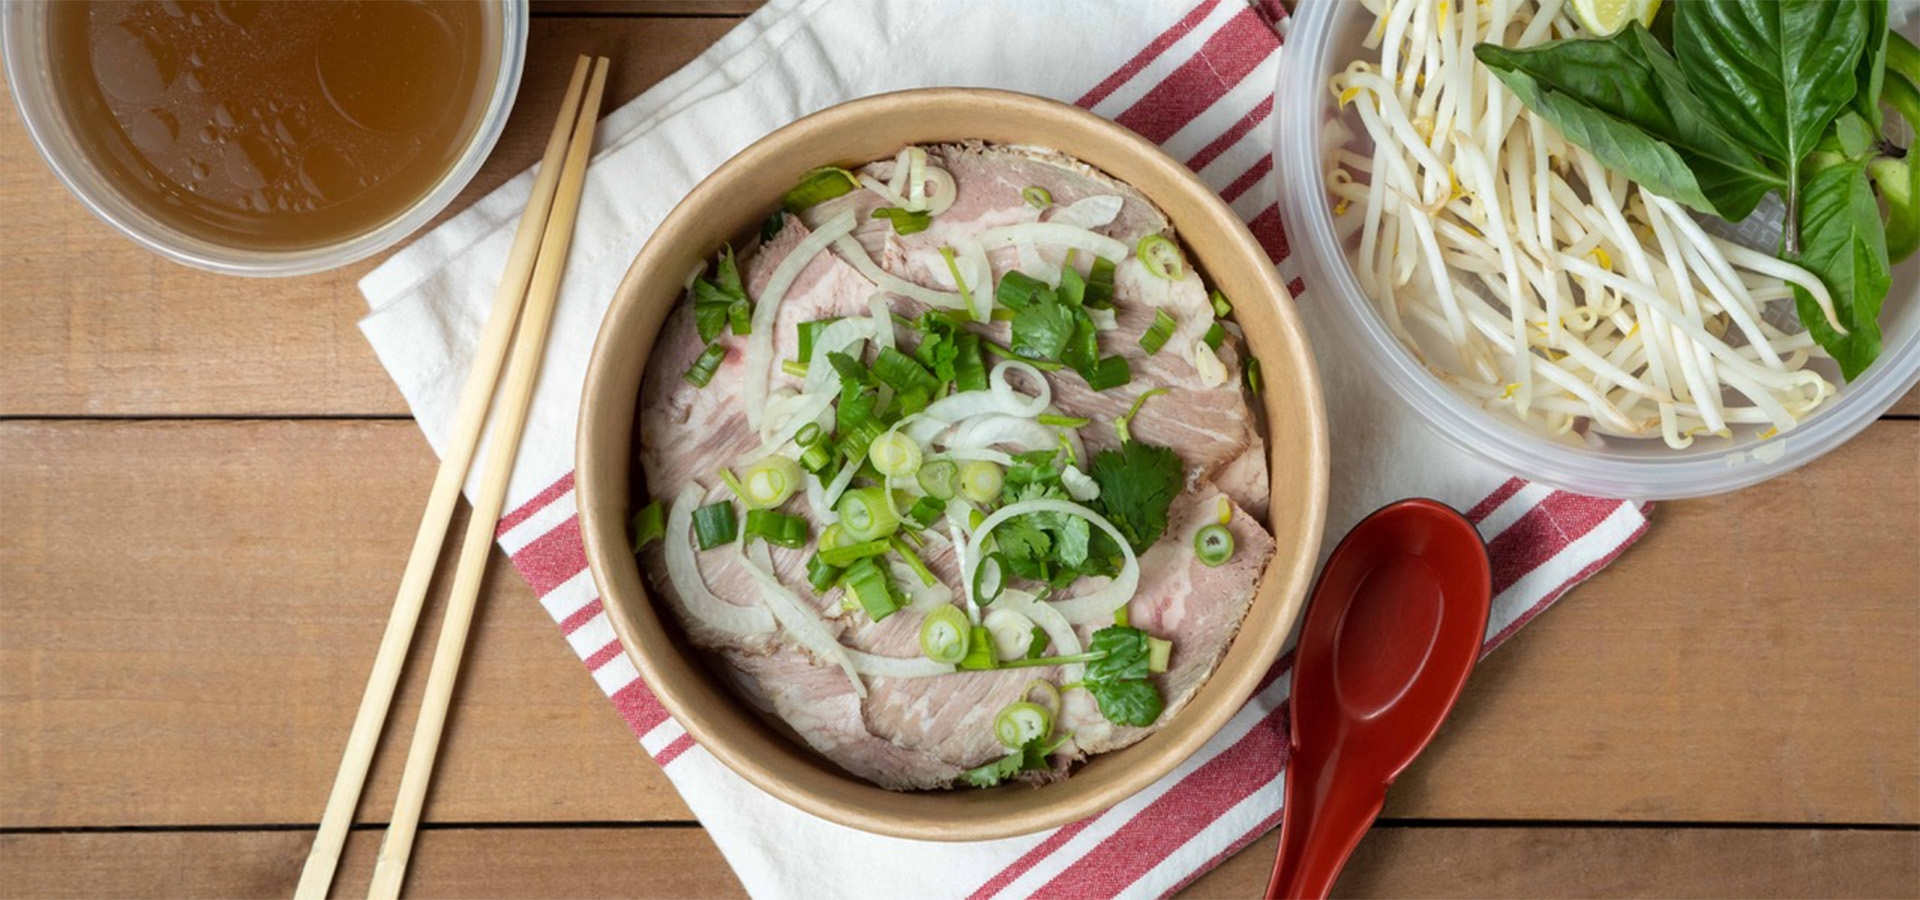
[1265,499,1492,900]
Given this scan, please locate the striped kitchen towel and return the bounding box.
[357,0,1652,896]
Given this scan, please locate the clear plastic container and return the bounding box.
[2,1,527,277]
[1274,0,1920,500]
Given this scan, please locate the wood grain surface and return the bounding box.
[3,3,1916,898]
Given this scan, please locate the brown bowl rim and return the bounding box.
[576,87,1329,841]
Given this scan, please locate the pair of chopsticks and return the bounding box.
[295,55,610,900]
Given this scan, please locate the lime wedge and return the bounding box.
[1570,0,1659,35]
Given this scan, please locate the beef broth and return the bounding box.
[47,0,499,251]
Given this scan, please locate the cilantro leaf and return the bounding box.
[961,733,1068,788]
[1012,300,1078,362]
[1086,626,1151,683]
[1054,514,1090,569]
[690,246,749,344]
[1088,441,1183,553]
[1087,679,1164,727]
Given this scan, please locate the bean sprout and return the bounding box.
[1331,0,1839,448]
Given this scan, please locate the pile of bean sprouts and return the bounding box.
[1327,0,1842,448]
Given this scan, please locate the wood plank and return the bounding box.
[0,420,687,828]
[0,16,740,417]
[535,0,765,14]
[0,826,1911,899]
[1183,826,1920,899]
[1,420,1915,828]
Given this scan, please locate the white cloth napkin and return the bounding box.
[358,1,1651,896]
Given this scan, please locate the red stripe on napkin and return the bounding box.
[496,471,575,535]
[1221,156,1273,204]
[964,819,1101,900]
[1113,10,1276,144]
[1246,205,1288,262]
[1487,491,1620,596]
[512,515,589,595]
[1029,704,1292,900]
[558,597,605,636]
[1466,477,1527,523]
[1076,1,1213,109]
[1188,95,1274,172]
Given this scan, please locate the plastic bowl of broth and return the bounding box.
[3,0,526,276]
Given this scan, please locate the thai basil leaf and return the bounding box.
[1792,160,1889,381]
[1475,25,1783,220]
[1673,0,1865,250]
[1854,0,1890,128]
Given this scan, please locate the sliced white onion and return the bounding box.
[983,607,1038,660]
[947,414,1058,454]
[958,240,995,323]
[888,147,910,196]
[753,317,878,456]
[831,235,969,311]
[664,485,776,637]
[906,147,928,211]
[990,360,1053,416]
[860,174,909,208]
[1190,339,1229,388]
[922,166,957,215]
[976,222,1128,262]
[1047,194,1124,230]
[890,558,954,612]
[822,452,862,508]
[1061,465,1101,502]
[805,475,839,525]
[745,209,858,432]
[845,647,954,679]
[997,589,1085,683]
[943,447,1015,466]
[736,540,864,696]
[868,291,895,352]
[965,499,1139,624]
[1087,307,1119,331]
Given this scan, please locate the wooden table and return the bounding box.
[3,4,1917,897]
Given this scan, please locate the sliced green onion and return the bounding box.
[840,557,898,622]
[630,501,665,553]
[692,502,737,550]
[872,206,932,235]
[1116,387,1170,444]
[1037,413,1090,428]
[959,460,1005,505]
[1021,186,1053,209]
[799,441,833,474]
[919,606,972,665]
[795,422,822,447]
[837,419,887,466]
[780,360,809,378]
[984,607,1037,660]
[868,431,923,478]
[796,318,837,364]
[952,332,988,391]
[1203,321,1226,351]
[1026,627,1050,659]
[744,508,808,549]
[818,523,847,551]
[1084,257,1116,309]
[1081,355,1132,391]
[938,246,979,321]
[1147,636,1172,674]
[1245,357,1264,394]
[827,350,871,387]
[1195,523,1234,567]
[1024,680,1062,717]
[995,270,1050,310]
[682,342,726,388]
[819,538,889,567]
[738,456,802,508]
[994,701,1054,749]
[1113,605,1130,628]
[971,553,1006,605]
[1139,309,1178,355]
[907,495,946,528]
[958,625,998,670]
[781,166,859,213]
[806,553,842,593]
[1136,234,1187,281]
[891,537,938,587]
[1210,290,1233,317]
[917,459,959,500]
[728,298,752,336]
[836,487,901,542]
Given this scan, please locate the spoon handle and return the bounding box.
[1264,754,1388,900]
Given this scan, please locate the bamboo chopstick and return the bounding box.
[293,56,599,900]
[363,56,611,900]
